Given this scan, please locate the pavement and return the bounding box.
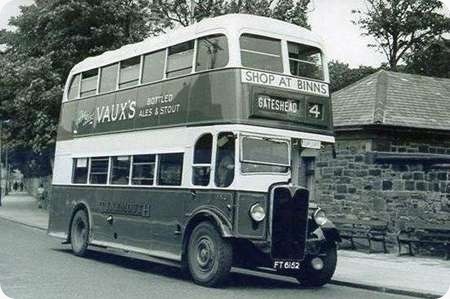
[0,192,449,299]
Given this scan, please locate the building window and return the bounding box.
[240,34,283,72]
[89,157,109,184]
[196,34,229,72]
[142,49,166,83]
[131,154,155,185]
[215,132,235,187]
[72,158,88,184]
[166,41,194,78]
[110,156,131,185]
[80,69,98,97]
[99,63,118,93]
[288,42,323,80]
[68,74,80,100]
[158,153,183,186]
[192,134,213,186]
[119,57,140,89]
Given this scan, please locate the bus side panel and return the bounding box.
[149,189,190,257]
[48,185,72,239]
[188,70,238,123]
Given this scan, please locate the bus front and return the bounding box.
[231,30,339,286]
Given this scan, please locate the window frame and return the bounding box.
[157,153,184,186]
[110,155,132,185]
[195,34,229,72]
[118,56,141,89]
[165,40,195,78]
[287,41,324,80]
[80,69,99,98]
[88,156,110,185]
[192,133,214,186]
[239,134,291,167]
[239,33,284,73]
[131,154,157,186]
[72,157,89,184]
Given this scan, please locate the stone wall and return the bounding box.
[314,129,450,245]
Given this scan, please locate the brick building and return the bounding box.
[315,70,450,236]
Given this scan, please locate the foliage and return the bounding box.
[149,0,311,32]
[353,0,450,71]
[328,60,379,92]
[0,0,152,176]
[404,38,450,78]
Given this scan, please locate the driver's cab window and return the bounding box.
[215,132,235,187]
[192,134,213,186]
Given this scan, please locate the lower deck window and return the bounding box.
[110,156,131,185]
[132,154,155,185]
[89,157,109,184]
[72,158,88,184]
[158,153,183,186]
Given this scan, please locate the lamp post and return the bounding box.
[0,119,10,207]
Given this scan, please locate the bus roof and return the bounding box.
[70,14,325,75]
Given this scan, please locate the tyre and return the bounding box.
[70,209,90,257]
[187,221,232,287]
[296,243,337,287]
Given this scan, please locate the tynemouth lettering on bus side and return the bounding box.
[241,69,329,97]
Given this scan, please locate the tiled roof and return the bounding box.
[332,70,450,131]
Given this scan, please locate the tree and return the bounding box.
[328,60,378,92]
[404,38,450,78]
[149,0,310,32]
[0,0,152,176]
[353,0,450,71]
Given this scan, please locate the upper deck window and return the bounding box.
[166,41,194,78]
[142,49,166,83]
[99,63,118,93]
[119,57,140,89]
[80,69,98,97]
[240,34,283,72]
[68,74,80,100]
[288,42,324,80]
[196,35,228,71]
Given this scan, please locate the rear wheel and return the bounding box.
[70,209,89,257]
[187,221,232,287]
[296,243,337,287]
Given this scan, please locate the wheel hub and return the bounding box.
[196,237,215,271]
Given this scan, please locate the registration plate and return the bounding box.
[273,260,301,270]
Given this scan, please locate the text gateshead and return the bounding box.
[257,95,298,113]
[241,69,329,97]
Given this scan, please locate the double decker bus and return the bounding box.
[49,14,340,287]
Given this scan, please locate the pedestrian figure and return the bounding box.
[19,182,23,191]
[13,182,18,191]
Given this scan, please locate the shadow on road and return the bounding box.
[52,247,303,289]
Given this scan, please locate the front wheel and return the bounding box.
[187,221,233,287]
[296,243,337,287]
[70,209,90,257]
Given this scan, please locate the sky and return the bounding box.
[0,0,449,68]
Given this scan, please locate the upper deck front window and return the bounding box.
[240,34,283,72]
[288,42,324,80]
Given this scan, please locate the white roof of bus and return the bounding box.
[70,14,325,75]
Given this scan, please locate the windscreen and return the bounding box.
[241,136,289,166]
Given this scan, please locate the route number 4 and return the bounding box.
[308,104,321,119]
